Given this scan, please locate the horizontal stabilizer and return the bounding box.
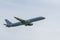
[5,19,12,24]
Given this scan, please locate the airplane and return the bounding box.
[4,16,45,27]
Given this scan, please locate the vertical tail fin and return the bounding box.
[5,19,12,25]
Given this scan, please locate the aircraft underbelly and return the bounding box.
[10,22,23,27]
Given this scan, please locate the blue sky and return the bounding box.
[0,0,60,40]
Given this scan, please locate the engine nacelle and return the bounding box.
[25,23,33,26]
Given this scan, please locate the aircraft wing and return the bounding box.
[14,16,45,23]
[26,17,45,23]
[14,17,25,21]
